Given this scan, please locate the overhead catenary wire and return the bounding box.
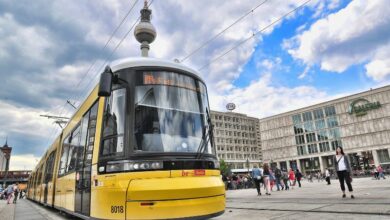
[41,0,141,148]
[198,0,312,71]
[180,0,268,62]
[75,0,155,105]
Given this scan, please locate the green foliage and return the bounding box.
[219,159,230,176]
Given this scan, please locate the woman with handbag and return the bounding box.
[334,146,355,199]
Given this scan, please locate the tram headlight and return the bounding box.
[105,161,164,173]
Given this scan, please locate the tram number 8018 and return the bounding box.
[111,206,124,213]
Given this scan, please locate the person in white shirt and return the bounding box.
[325,169,331,185]
[334,147,354,199]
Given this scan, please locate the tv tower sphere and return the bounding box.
[134,1,156,56]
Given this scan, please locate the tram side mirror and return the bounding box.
[98,66,113,97]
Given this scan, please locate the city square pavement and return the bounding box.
[0,177,389,219]
[214,177,390,220]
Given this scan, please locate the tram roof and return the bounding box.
[110,57,202,78]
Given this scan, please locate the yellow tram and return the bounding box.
[27,57,226,219]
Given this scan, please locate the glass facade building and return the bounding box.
[259,85,390,175]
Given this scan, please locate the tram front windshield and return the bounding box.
[134,71,212,154]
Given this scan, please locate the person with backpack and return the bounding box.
[335,146,354,199]
[295,169,303,187]
[251,164,263,196]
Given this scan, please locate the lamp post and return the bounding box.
[246,158,250,174]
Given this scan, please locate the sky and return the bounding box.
[0,0,389,170]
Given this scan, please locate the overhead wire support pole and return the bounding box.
[198,0,312,71]
[66,100,77,109]
[180,0,268,62]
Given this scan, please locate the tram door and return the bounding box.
[75,102,98,216]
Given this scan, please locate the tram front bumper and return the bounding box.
[126,176,225,219]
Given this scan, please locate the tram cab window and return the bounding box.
[134,71,213,154]
[101,88,126,157]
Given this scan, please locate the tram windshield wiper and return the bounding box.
[196,109,214,159]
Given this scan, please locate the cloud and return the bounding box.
[0,0,323,159]
[286,0,390,80]
[10,154,41,170]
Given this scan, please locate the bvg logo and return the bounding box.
[182,170,206,176]
[348,98,381,117]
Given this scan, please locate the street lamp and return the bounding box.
[246,158,250,174]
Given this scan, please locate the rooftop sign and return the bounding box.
[348,98,381,116]
[226,103,236,111]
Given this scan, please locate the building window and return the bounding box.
[325,106,336,116]
[292,114,302,124]
[319,142,330,152]
[306,133,316,143]
[308,144,318,154]
[327,116,339,128]
[331,140,342,150]
[329,128,341,139]
[302,112,313,122]
[304,121,314,132]
[315,119,326,130]
[313,109,324,119]
[317,130,329,141]
[297,145,307,155]
[294,124,303,134]
[295,135,305,144]
[377,149,390,163]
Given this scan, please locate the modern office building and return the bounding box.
[211,110,262,169]
[260,85,390,174]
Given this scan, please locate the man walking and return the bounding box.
[251,164,263,196]
[274,167,282,191]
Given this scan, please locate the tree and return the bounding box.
[219,159,231,176]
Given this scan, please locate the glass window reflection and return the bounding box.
[134,72,211,154]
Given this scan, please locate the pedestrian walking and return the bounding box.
[13,183,19,204]
[325,168,331,185]
[335,146,355,199]
[281,170,289,190]
[295,169,303,187]
[6,184,14,204]
[288,168,295,189]
[274,167,282,191]
[251,164,263,196]
[377,165,386,180]
[263,163,271,195]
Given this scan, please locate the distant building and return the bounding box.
[260,85,390,174]
[211,110,262,169]
[0,139,12,172]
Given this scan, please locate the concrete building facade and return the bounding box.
[211,110,262,169]
[260,86,390,175]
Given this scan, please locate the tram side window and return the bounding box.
[44,151,56,183]
[67,124,81,173]
[59,136,70,176]
[101,88,126,157]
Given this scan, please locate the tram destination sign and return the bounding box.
[348,98,381,117]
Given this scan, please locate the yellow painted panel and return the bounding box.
[64,172,76,211]
[126,195,225,220]
[128,176,225,201]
